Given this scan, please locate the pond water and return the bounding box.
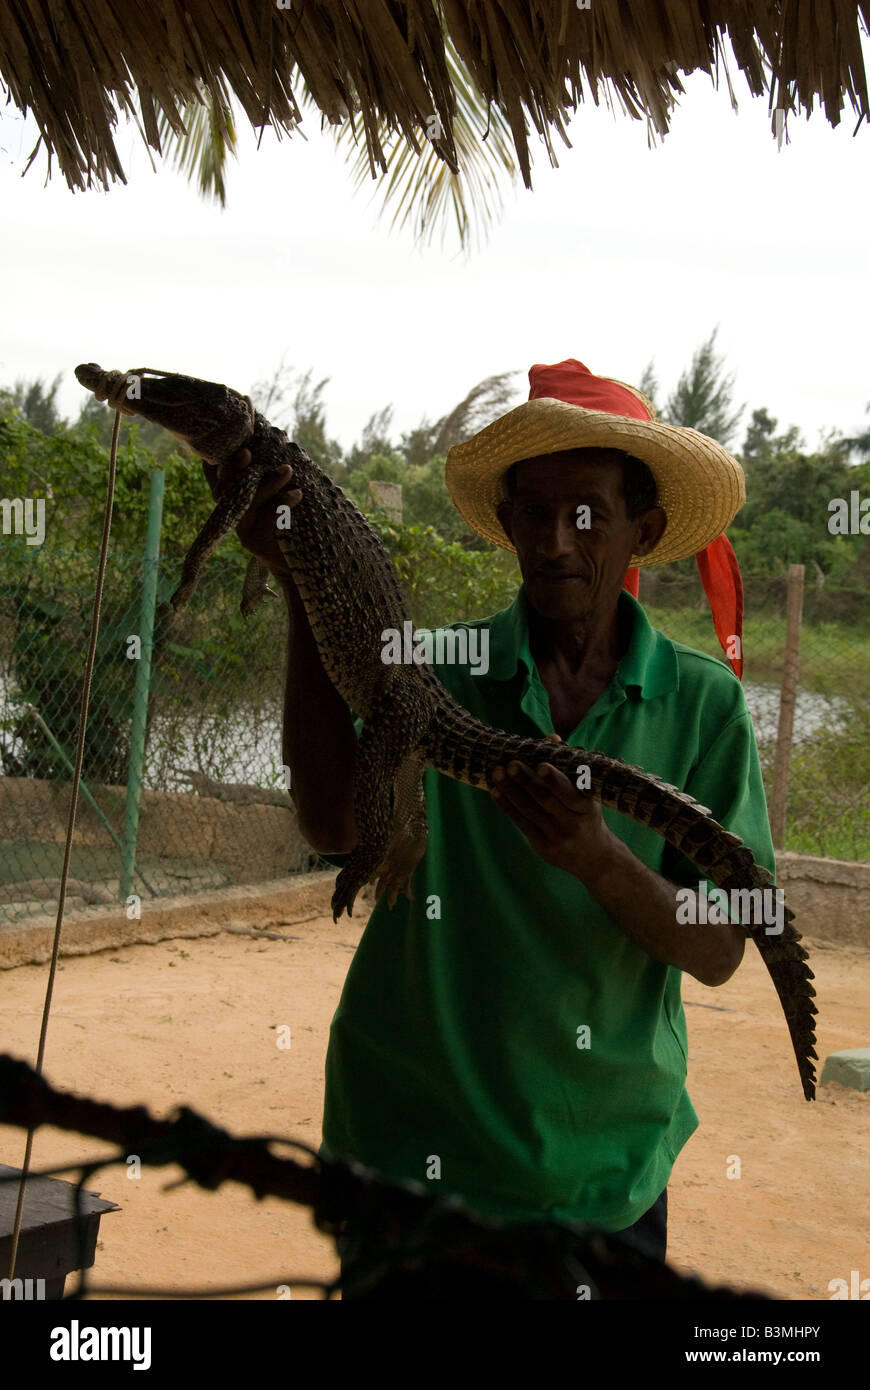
[743,682,850,745]
[0,670,854,793]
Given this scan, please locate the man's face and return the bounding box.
[496,448,666,622]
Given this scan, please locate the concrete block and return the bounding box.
[820,1049,870,1092]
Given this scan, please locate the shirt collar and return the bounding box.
[485,585,679,701]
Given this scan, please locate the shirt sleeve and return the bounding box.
[660,709,777,893]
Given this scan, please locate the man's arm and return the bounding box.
[490,759,745,988]
[279,578,358,852]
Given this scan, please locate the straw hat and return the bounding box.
[444,359,745,566]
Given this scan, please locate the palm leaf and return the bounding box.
[150,40,518,247]
[155,87,237,206]
[329,40,519,250]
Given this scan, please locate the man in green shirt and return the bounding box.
[205,358,774,1299]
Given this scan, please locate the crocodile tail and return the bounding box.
[749,906,818,1101]
[578,748,818,1103]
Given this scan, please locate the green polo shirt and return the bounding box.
[320,588,775,1231]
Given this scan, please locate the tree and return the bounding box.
[0,374,65,435]
[344,405,396,474]
[840,402,870,463]
[249,352,296,424]
[400,371,520,468]
[637,359,660,417]
[741,406,780,463]
[287,370,345,478]
[249,358,345,477]
[664,327,744,447]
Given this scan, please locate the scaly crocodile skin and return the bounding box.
[74,364,818,1100]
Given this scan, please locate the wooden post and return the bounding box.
[770,564,805,847]
[368,480,403,523]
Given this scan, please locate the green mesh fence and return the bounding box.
[0,536,316,926]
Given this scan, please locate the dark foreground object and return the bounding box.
[0,1162,118,1298]
[0,1055,769,1301]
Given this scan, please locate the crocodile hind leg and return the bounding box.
[240,555,279,616]
[374,754,429,909]
[332,676,431,921]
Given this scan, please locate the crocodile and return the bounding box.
[74,363,818,1101]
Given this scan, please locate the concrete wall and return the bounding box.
[776,851,870,949]
[0,775,314,902]
[2,776,868,965]
[0,872,339,969]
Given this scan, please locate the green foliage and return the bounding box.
[1,537,285,789]
[0,410,219,561]
[345,453,482,547]
[369,514,518,627]
[74,394,186,460]
[644,599,870,692]
[775,702,870,862]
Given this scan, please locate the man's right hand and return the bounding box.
[201,448,302,585]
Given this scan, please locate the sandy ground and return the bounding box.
[1,912,868,1302]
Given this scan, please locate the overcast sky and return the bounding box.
[1,47,868,456]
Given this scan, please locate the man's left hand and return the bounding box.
[489,738,617,884]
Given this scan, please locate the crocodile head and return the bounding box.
[74,363,255,465]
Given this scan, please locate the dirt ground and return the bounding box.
[1,911,868,1301]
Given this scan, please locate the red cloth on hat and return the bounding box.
[695,533,744,679]
[624,536,744,679]
[525,359,744,679]
[528,360,651,421]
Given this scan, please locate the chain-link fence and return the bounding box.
[0,532,315,926]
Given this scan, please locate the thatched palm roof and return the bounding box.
[1,1,868,194]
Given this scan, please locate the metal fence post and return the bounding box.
[120,469,165,902]
[770,563,805,847]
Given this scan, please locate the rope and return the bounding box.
[6,407,122,1280]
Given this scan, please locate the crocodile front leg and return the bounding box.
[171,458,272,609]
[332,675,432,921]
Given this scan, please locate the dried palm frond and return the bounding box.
[1,1,867,218]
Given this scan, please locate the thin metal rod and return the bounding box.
[7,409,121,1280]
